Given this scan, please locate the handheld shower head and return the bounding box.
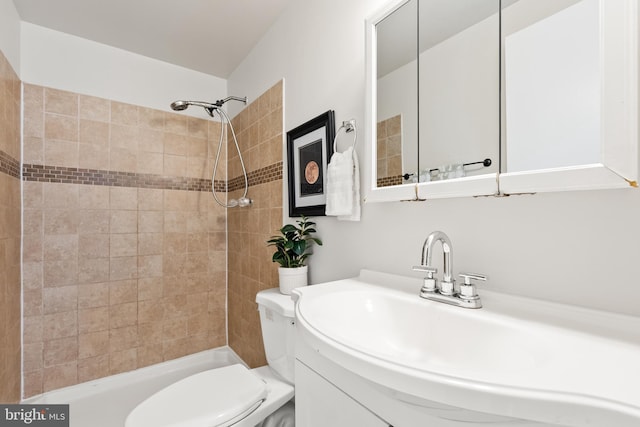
[170,100,220,112]
[170,100,190,111]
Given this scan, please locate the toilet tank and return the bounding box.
[256,289,296,384]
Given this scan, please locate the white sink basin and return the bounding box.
[293,270,640,426]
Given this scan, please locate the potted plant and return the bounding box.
[267,216,323,294]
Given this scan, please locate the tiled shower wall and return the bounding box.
[22,84,228,397]
[228,81,283,367]
[0,50,22,403]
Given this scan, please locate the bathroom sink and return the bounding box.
[292,270,640,426]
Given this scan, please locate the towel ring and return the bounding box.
[333,119,357,153]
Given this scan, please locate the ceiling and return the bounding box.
[12,0,293,78]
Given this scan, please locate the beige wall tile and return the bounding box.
[79,210,110,234]
[80,119,109,146]
[110,147,138,172]
[138,255,163,278]
[138,211,163,233]
[79,234,110,259]
[24,136,44,163]
[44,209,78,235]
[23,342,44,372]
[109,280,137,305]
[138,233,163,256]
[79,95,110,122]
[78,307,109,334]
[78,282,109,309]
[109,302,137,329]
[109,326,138,352]
[137,129,164,153]
[138,277,163,301]
[43,362,77,392]
[164,133,188,156]
[43,183,78,208]
[45,139,79,168]
[43,286,77,314]
[44,336,78,367]
[110,210,137,233]
[137,152,163,175]
[78,354,109,382]
[78,258,110,284]
[79,142,110,170]
[137,344,163,368]
[139,108,164,130]
[23,370,44,397]
[164,113,188,135]
[111,102,138,126]
[138,189,163,211]
[43,259,78,287]
[109,256,138,281]
[110,124,138,150]
[45,114,78,142]
[163,154,186,176]
[45,88,78,116]
[110,233,138,257]
[43,311,77,339]
[110,348,137,375]
[43,234,78,261]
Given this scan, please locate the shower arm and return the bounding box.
[215,96,247,107]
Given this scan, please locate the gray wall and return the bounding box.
[229,0,640,317]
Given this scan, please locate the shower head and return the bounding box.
[170,96,247,114]
[169,100,190,111]
[170,100,219,112]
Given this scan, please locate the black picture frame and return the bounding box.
[286,110,335,217]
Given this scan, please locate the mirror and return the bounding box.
[500,0,639,193]
[367,0,501,202]
[365,0,638,202]
[376,0,418,188]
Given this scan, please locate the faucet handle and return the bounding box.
[413,265,438,293]
[458,273,487,299]
[412,265,437,277]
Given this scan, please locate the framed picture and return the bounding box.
[286,110,336,217]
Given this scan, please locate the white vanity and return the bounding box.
[292,270,640,426]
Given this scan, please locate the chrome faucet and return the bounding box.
[420,231,455,295]
[412,231,485,309]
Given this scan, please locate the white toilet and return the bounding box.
[125,289,296,427]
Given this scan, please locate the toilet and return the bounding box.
[125,289,296,427]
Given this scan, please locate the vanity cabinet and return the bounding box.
[295,361,390,427]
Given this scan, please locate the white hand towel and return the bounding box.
[326,146,361,221]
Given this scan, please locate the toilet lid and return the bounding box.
[125,364,267,427]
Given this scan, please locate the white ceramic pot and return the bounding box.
[278,265,308,295]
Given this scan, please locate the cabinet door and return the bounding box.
[295,361,390,427]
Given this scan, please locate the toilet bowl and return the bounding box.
[125,289,295,427]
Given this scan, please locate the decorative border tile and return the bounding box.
[22,161,284,192]
[228,162,283,192]
[0,150,20,179]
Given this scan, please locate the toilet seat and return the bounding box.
[125,364,267,427]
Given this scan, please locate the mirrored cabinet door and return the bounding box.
[418,0,500,184]
[500,0,639,193]
[365,0,501,203]
[376,0,418,189]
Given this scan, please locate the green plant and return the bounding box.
[267,216,323,268]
